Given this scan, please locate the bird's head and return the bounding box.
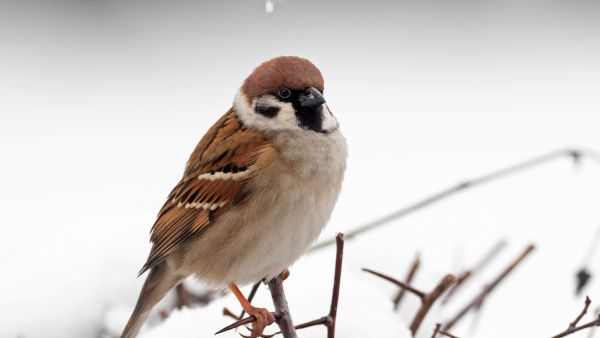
[234,56,338,134]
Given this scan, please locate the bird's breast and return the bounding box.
[185,130,347,285]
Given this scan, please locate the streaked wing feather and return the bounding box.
[139,110,271,275]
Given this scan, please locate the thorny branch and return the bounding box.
[444,244,535,331]
[268,277,298,338]
[215,277,299,338]
[362,268,455,335]
[310,148,600,253]
[411,275,456,335]
[362,268,426,298]
[393,254,421,311]
[550,296,600,338]
[176,148,600,337]
[216,233,345,338]
[265,233,345,338]
[571,296,592,330]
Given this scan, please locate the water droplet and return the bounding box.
[265,0,274,14]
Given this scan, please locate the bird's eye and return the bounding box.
[278,87,291,99]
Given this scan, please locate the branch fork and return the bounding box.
[362,268,455,336]
[217,233,345,338]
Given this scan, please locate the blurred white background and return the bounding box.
[1,1,599,337]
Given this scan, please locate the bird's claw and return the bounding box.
[242,306,275,338]
[239,325,276,338]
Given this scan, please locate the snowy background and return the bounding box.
[1,0,600,337]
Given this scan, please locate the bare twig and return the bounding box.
[363,268,426,298]
[552,297,600,338]
[220,234,345,338]
[443,239,507,305]
[393,254,421,310]
[215,277,295,336]
[552,317,600,338]
[327,233,344,338]
[411,275,456,335]
[268,277,298,338]
[266,233,345,338]
[222,307,241,320]
[444,244,535,331]
[310,148,599,253]
[571,296,592,329]
[587,308,600,338]
[362,268,455,335]
[431,323,460,338]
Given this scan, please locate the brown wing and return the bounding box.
[139,110,272,274]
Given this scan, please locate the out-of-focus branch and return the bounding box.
[443,239,507,305]
[576,226,600,295]
[552,296,600,338]
[444,244,535,331]
[362,268,455,335]
[174,283,216,309]
[310,148,600,253]
[393,254,421,311]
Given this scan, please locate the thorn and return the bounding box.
[215,316,257,335]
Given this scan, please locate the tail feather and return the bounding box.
[120,263,181,338]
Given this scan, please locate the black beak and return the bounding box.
[299,87,325,109]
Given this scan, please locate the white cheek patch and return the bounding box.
[321,104,339,132]
[234,92,302,132]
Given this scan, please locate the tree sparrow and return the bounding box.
[120,56,347,338]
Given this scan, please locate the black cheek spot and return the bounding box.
[255,105,280,118]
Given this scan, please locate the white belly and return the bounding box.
[183,129,347,285]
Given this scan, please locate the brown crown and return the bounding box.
[241,56,324,103]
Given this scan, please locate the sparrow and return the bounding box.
[120,56,347,338]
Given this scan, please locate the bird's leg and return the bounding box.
[278,269,290,281]
[228,283,275,337]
